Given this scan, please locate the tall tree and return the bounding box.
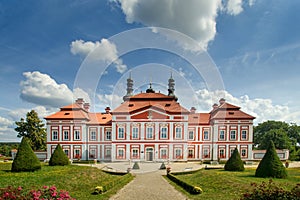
[15,110,46,151]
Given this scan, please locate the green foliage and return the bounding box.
[224,148,244,171]
[167,173,202,194]
[11,137,41,172]
[132,161,140,169]
[15,110,46,151]
[241,180,300,200]
[49,144,70,166]
[255,140,287,178]
[0,143,19,157]
[254,120,300,150]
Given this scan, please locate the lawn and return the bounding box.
[167,167,300,200]
[0,162,133,199]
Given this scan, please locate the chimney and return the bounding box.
[219,98,226,105]
[212,103,218,109]
[190,107,196,114]
[83,103,90,112]
[105,107,111,114]
[75,98,84,107]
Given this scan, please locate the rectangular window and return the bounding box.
[105,148,111,158]
[63,130,69,140]
[74,130,80,140]
[132,149,139,158]
[52,130,58,141]
[175,127,182,139]
[106,130,111,140]
[230,130,236,140]
[188,149,194,158]
[188,131,194,140]
[74,149,81,159]
[241,149,247,157]
[118,127,125,139]
[146,127,153,139]
[219,149,225,158]
[118,149,124,158]
[230,148,235,156]
[160,148,167,159]
[241,130,247,140]
[90,130,96,141]
[160,127,167,139]
[175,148,182,158]
[89,149,96,158]
[203,130,209,140]
[132,127,139,139]
[203,149,209,158]
[219,130,225,140]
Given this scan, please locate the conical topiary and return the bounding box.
[11,137,41,172]
[160,162,166,170]
[49,144,70,166]
[132,161,140,170]
[224,148,244,171]
[255,140,287,178]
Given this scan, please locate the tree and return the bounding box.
[15,110,46,151]
[11,137,41,172]
[254,120,299,150]
[255,140,287,178]
[49,144,70,166]
[224,148,244,171]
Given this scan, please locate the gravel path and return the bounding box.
[110,170,187,200]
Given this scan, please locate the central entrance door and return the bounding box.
[145,147,154,161]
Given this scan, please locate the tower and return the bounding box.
[168,72,177,101]
[123,73,134,101]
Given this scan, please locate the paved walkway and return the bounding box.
[109,170,187,200]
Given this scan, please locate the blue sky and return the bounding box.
[0,0,300,142]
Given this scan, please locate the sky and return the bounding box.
[0,0,300,142]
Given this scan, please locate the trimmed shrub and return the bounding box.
[49,144,70,166]
[160,162,166,169]
[255,140,287,178]
[132,161,140,169]
[224,148,244,171]
[11,137,41,172]
[167,173,202,194]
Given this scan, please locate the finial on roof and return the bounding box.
[146,82,155,93]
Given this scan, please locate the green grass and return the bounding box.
[166,167,300,200]
[0,162,133,199]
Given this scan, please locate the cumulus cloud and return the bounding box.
[113,0,253,50]
[97,94,123,110]
[20,71,91,108]
[226,0,244,15]
[194,89,296,124]
[70,39,127,73]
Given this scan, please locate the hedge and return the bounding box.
[170,168,202,175]
[101,173,133,192]
[101,169,128,176]
[167,173,202,194]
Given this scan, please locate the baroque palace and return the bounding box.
[45,75,255,162]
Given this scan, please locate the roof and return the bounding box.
[188,113,210,125]
[210,102,255,120]
[113,92,189,115]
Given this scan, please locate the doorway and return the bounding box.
[145,147,154,161]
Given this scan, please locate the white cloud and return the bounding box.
[194,89,297,124]
[70,39,127,73]
[114,0,252,50]
[97,94,123,110]
[226,0,244,15]
[20,71,90,108]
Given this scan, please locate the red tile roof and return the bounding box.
[113,92,189,115]
[210,102,255,120]
[188,113,210,125]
